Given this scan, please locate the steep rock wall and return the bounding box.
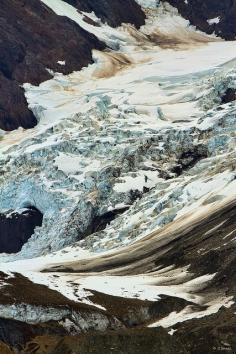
[64,0,146,28]
[0,0,105,131]
[166,0,236,39]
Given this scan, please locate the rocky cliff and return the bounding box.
[166,0,236,39]
[0,0,145,131]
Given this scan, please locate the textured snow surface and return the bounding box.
[0,0,235,329]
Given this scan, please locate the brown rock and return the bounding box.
[166,0,236,40]
[0,0,104,131]
[64,0,146,28]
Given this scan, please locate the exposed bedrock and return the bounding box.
[165,0,236,40]
[0,208,43,254]
[0,318,67,351]
[0,2,94,131]
[0,0,145,131]
[26,328,181,354]
[64,0,146,28]
[0,73,37,131]
[0,328,181,354]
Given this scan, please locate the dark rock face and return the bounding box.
[0,318,67,350]
[171,147,208,176]
[0,208,43,253]
[0,0,105,85]
[87,207,130,235]
[0,0,104,131]
[166,0,236,40]
[174,307,236,354]
[0,73,38,131]
[64,0,146,28]
[0,0,145,131]
[3,329,182,354]
[221,88,236,104]
[45,328,181,354]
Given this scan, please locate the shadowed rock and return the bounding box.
[166,0,236,40]
[221,88,236,104]
[64,0,145,28]
[0,208,43,253]
[0,0,104,131]
[0,0,145,131]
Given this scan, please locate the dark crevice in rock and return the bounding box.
[82,207,130,238]
[129,189,144,203]
[0,208,43,254]
[171,146,208,177]
[221,88,236,104]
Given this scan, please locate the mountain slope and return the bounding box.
[0,0,144,131]
[0,1,236,353]
[64,0,146,28]
[166,0,236,39]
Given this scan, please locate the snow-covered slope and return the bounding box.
[0,1,236,352]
